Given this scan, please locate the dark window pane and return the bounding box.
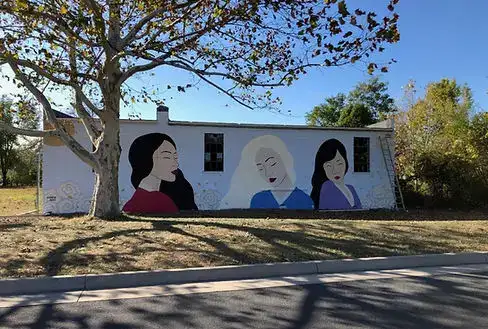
[354,137,370,173]
[204,133,224,172]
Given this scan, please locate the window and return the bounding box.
[204,133,224,171]
[354,137,370,172]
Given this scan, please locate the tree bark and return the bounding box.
[86,0,122,218]
[89,30,122,218]
[90,121,121,218]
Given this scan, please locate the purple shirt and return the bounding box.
[319,180,362,210]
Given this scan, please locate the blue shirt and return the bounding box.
[250,187,314,209]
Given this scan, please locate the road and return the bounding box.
[1,268,488,329]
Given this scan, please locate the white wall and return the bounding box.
[42,121,95,214]
[43,112,396,213]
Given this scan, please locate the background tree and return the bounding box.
[0,97,39,187]
[0,97,17,186]
[8,143,39,186]
[305,93,346,127]
[0,0,400,217]
[468,112,488,188]
[336,103,374,127]
[348,76,396,120]
[306,76,395,127]
[395,78,488,208]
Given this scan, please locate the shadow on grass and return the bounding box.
[8,208,488,221]
[128,208,488,220]
[14,214,483,278]
[0,222,32,230]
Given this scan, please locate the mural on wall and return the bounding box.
[195,188,223,210]
[122,133,198,214]
[362,183,395,209]
[220,135,314,209]
[43,182,91,214]
[311,139,362,210]
[194,181,223,210]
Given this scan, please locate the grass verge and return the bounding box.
[0,187,37,216]
[1,212,488,278]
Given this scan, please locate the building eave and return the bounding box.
[167,120,393,132]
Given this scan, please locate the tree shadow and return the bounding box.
[130,208,488,221]
[1,269,488,328]
[6,213,479,278]
[25,208,488,221]
[0,222,32,230]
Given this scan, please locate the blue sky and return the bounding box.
[131,0,488,124]
[1,0,487,124]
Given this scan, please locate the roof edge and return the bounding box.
[168,120,393,132]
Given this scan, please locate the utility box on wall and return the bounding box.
[42,106,397,214]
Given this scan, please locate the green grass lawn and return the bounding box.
[1,213,488,278]
[0,187,37,216]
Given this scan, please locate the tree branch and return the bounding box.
[70,44,101,145]
[81,0,107,47]
[119,53,171,82]
[74,85,104,118]
[119,22,214,83]
[5,58,97,168]
[166,59,285,87]
[0,6,99,48]
[0,121,58,138]
[121,0,199,46]
[193,72,254,110]
[5,57,99,86]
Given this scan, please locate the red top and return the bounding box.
[122,188,178,214]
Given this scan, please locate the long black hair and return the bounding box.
[128,133,197,210]
[310,139,349,209]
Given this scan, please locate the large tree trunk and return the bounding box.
[1,168,7,187]
[89,119,121,218]
[89,46,122,218]
[88,1,123,218]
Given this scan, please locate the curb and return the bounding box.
[1,252,488,296]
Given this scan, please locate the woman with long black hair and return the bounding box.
[123,133,197,214]
[310,139,361,210]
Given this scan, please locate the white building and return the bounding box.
[42,106,400,214]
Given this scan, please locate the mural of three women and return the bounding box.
[123,133,362,213]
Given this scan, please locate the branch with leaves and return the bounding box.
[0,0,400,217]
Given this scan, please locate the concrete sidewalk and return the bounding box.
[1,252,487,296]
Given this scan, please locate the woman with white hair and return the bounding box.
[220,135,314,209]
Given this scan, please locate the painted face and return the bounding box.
[255,147,287,188]
[323,150,346,183]
[151,140,178,182]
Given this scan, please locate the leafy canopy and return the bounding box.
[306,76,395,127]
[0,0,400,113]
[0,0,400,216]
[0,97,38,186]
[395,79,488,208]
[337,103,374,127]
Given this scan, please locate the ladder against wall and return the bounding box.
[379,135,406,211]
